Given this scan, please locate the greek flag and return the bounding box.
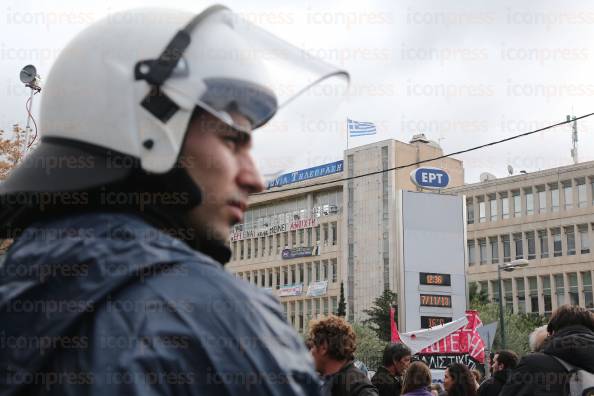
[347,118,377,137]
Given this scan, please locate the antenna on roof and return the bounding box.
[567,115,578,164]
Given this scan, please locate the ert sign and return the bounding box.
[410,167,449,190]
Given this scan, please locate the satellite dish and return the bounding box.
[507,165,514,176]
[480,172,497,182]
[20,64,37,84]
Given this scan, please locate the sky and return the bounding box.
[2,0,594,183]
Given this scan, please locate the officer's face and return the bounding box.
[182,111,264,244]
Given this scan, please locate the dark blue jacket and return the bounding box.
[0,213,320,396]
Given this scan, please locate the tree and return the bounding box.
[0,125,26,180]
[336,281,346,317]
[0,124,27,255]
[468,282,488,304]
[363,289,397,342]
[352,322,388,370]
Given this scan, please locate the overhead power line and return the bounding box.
[255,111,594,196]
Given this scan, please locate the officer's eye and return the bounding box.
[222,135,238,150]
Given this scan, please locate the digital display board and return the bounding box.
[420,294,452,308]
[421,316,452,328]
[420,273,451,286]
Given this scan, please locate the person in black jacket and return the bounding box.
[371,343,412,396]
[500,304,594,396]
[308,315,378,396]
[0,5,349,395]
[478,350,518,396]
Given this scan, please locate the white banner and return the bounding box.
[278,283,303,297]
[306,281,328,297]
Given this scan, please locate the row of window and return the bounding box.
[477,271,594,314]
[468,223,591,265]
[466,177,593,225]
[236,258,339,288]
[283,296,339,333]
[231,222,338,261]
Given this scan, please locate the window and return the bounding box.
[489,195,497,221]
[568,273,578,306]
[323,261,329,281]
[467,198,475,224]
[331,259,337,283]
[517,278,526,313]
[291,265,296,284]
[526,231,536,259]
[332,297,338,315]
[323,224,329,246]
[537,186,546,213]
[542,276,552,313]
[550,183,559,212]
[490,237,499,264]
[514,233,523,259]
[247,240,251,259]
[539,230,549,258]
[315,226,321,244]
[513,191,521,217]
[502,235,511,262]
[307,228,312,245]
[331,222,337,245]
[565,226,576,256]
[579,225,590,254]
[491,280,500,303]
[529,277,539,313]
[276,269,280,289]
[299,229,304,245]
[315,261,320,281]
[307,263,312,285]
[283,232,288,248]
[555,274,565,307]
[478,197,486,223]
[552,228,562,257]
[563,181,573,210]
[582,271,593,309]
[254,238,258,257]
[479,239,487,264]
[291,230,296,247]
[268,235,273,256]
[268,271,273,287]
[283,267,288,286]
[577,179,587,208]
[467,240,476,265]
[240,240,244,260]
[501,193,510,219]
[525,188,534,215]
[504,279,513,312]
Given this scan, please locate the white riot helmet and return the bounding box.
[0,6,348,235]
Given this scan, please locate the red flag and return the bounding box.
[390,307,401,343]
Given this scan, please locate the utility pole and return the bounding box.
[567,115,578,165]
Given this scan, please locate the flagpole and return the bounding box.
[346,119,349,150]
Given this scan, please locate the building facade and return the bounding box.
[227,137,464,332]
[447,161,594,316]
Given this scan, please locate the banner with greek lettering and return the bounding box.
[278,283,303,297]
[306,281,328,297]
[267,161,343,189]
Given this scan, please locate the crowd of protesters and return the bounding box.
[306,304,594,396]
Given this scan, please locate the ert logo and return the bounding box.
[410,167,449,189]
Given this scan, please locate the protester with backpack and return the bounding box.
[500,305,594,396]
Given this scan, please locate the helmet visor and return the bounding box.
[163,6,349,132]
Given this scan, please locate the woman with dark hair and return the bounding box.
[401,361,433,396]
[443,363,477,396]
